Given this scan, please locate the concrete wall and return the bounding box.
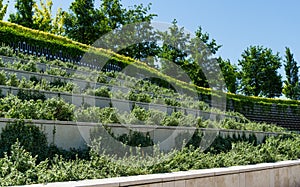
[0,118,278,151]
[22,160,300,187]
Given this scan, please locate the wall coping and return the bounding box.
[20,159,300,187]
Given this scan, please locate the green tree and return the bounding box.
[282,47,299,100]
[64,0,101,44]
[9,0,35,28]
[186,33,208,87]
[218,58,238,93]
[64,0,128,44]
[157,19,190,81]
[64,0,158,59]
[118,4,159,61]
[156,21,222,88]
[99,0,125,31]
[33,0,65,34]
[51,7,65,35]
[33,0,52,31]
[187,27,221,88]
[158,20,189,67]
[0,0,8,20]
[238,46,282,98]
[95,2,158,62]
[194,26,222,55]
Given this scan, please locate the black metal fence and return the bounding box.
[7,41,122,72]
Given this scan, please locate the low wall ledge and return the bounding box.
[20,159,300,187]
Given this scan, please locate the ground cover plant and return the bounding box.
[0,47,249,124]
[0,93,286,133]
[0,120,297,186]
[0,51,211,111]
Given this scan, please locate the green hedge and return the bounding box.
[0,133,299,185]
[1,21,300,111]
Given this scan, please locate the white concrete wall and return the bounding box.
[0,118,278,151]
[21,160,300,187]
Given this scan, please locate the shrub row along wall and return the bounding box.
[1,21,300,130]
[22,160,300,187]
[0,85,230,121]
[0,55,114,82]
[1,56,299,131]
[0,118,277,151]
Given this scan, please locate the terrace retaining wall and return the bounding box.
[22,160,300,187]
[0,118,278,151]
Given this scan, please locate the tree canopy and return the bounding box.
[218,58,238,93]
[238,46,282,98]
[283,47,299,100]
[64,0,156,47]
[0,0,8,20]
[9,0,35,28]
[8,0,65,35]
[63,0,101,44]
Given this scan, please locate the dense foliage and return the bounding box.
[0,120,48,161]
[283,47,300,100]
[0,49,217,113]
[0,95,75,121]
[8,0,35,28]
[0,0,8,20]
[238,46,282,98]
[8,0,64,34]
[64,0,102,44]
[0,125,298,186]
[218,58,238,93]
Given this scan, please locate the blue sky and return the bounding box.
[5,0,300,75]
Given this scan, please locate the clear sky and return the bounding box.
[5,0,300,74]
